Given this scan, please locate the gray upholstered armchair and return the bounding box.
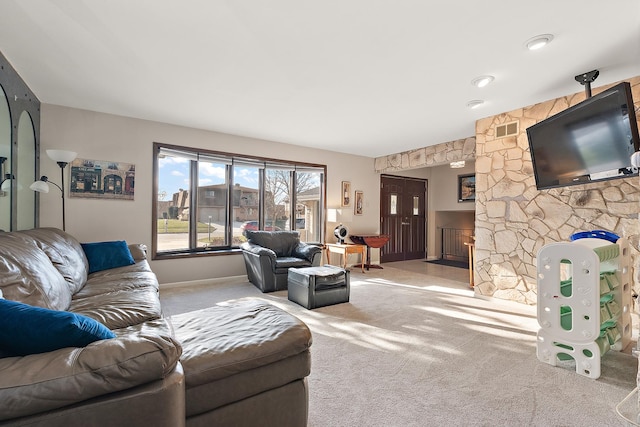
[240,230,322,292]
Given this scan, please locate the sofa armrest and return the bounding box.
[0,318,182,421]
[128,243,148,261]
[240,242,277,262]
[293,243,323,263]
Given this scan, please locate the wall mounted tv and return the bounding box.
[526,81,640,190]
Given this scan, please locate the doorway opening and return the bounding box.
[435,211,475,262]
[380,175,427,263]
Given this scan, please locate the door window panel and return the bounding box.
[390,194,398,215]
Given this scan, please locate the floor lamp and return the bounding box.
[30,149,77,231]
[0,157,8,195]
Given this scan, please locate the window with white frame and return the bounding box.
[153,143,325,258]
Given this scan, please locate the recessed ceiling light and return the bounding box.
[526,34,554,50]
[450,161,466,169]
[471,75,494,88]
[466,100,484,109]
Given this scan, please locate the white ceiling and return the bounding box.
[0,1,639,158]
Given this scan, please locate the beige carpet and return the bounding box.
[160,262,639,426]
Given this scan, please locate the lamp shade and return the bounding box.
[46,149,77,163]
[327,207,353,223]
[29,180,50,193]
[1,176,10,192]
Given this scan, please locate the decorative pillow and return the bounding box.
[81,240,135,274]
[0,299,116,356]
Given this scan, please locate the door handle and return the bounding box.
[401,222,410,225]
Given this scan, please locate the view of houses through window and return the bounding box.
[154,143,324,256]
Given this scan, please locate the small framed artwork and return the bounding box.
[458,174,476,202]
[341,181,351,207]
[354,191,363,215]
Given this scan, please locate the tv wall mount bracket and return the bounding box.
[575,69,599,98]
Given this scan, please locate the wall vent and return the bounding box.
[496,121,519,138]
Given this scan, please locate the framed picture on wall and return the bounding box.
[354,191,363,215]
[69,158,136,200]
[341,181,351,207]
[458,174,475,202]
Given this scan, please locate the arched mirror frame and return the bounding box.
[0,51,41,231]
[16,111,36,230]
[0,84,11,232]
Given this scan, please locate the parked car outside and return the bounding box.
[240,221,281,234]
[284,218,305,230]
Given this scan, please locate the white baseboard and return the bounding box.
[160,275,248,289]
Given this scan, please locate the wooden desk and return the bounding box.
[325,243,366,273]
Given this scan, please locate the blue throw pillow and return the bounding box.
[0,299,116,356]
[81,240,135,274]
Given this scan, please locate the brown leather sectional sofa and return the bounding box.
[0,228,311,426]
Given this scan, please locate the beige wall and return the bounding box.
[429,162,475,212]
[475,76,640,304]
[39,104,381,284]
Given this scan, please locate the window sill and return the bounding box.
[152,247,243,261]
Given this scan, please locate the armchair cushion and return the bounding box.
[244,230,300,257]
[275,257,316,271]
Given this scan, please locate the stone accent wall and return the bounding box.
[475,76,640,304]
[375,137,475,173]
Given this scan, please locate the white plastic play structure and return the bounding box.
[536,232,632,379]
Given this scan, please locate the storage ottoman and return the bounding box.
[288,265,350,309]
[168,299,312,426]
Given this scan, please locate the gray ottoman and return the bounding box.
[288,265,350,309]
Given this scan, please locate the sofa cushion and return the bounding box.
[0,232,72,311]
[73,259,158,299]
[0,318,182,421]
[0,299,115,357]
[69,288,163,330]
[81,240,136,274]
[21,227,89,294]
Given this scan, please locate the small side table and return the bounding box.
[325,243,366,273]
[350,234,390,270]
[464,242,475,288]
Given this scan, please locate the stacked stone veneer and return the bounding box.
[374,137,475,172]
[475,75,640,304]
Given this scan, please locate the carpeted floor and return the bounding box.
[160,262,639,426]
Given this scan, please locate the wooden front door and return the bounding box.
[380,175,427,262]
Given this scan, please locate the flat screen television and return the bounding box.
[526,81,640,190]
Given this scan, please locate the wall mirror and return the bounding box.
[17,111,35,230]
[0,84,10,231]
[0,50,41,231]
